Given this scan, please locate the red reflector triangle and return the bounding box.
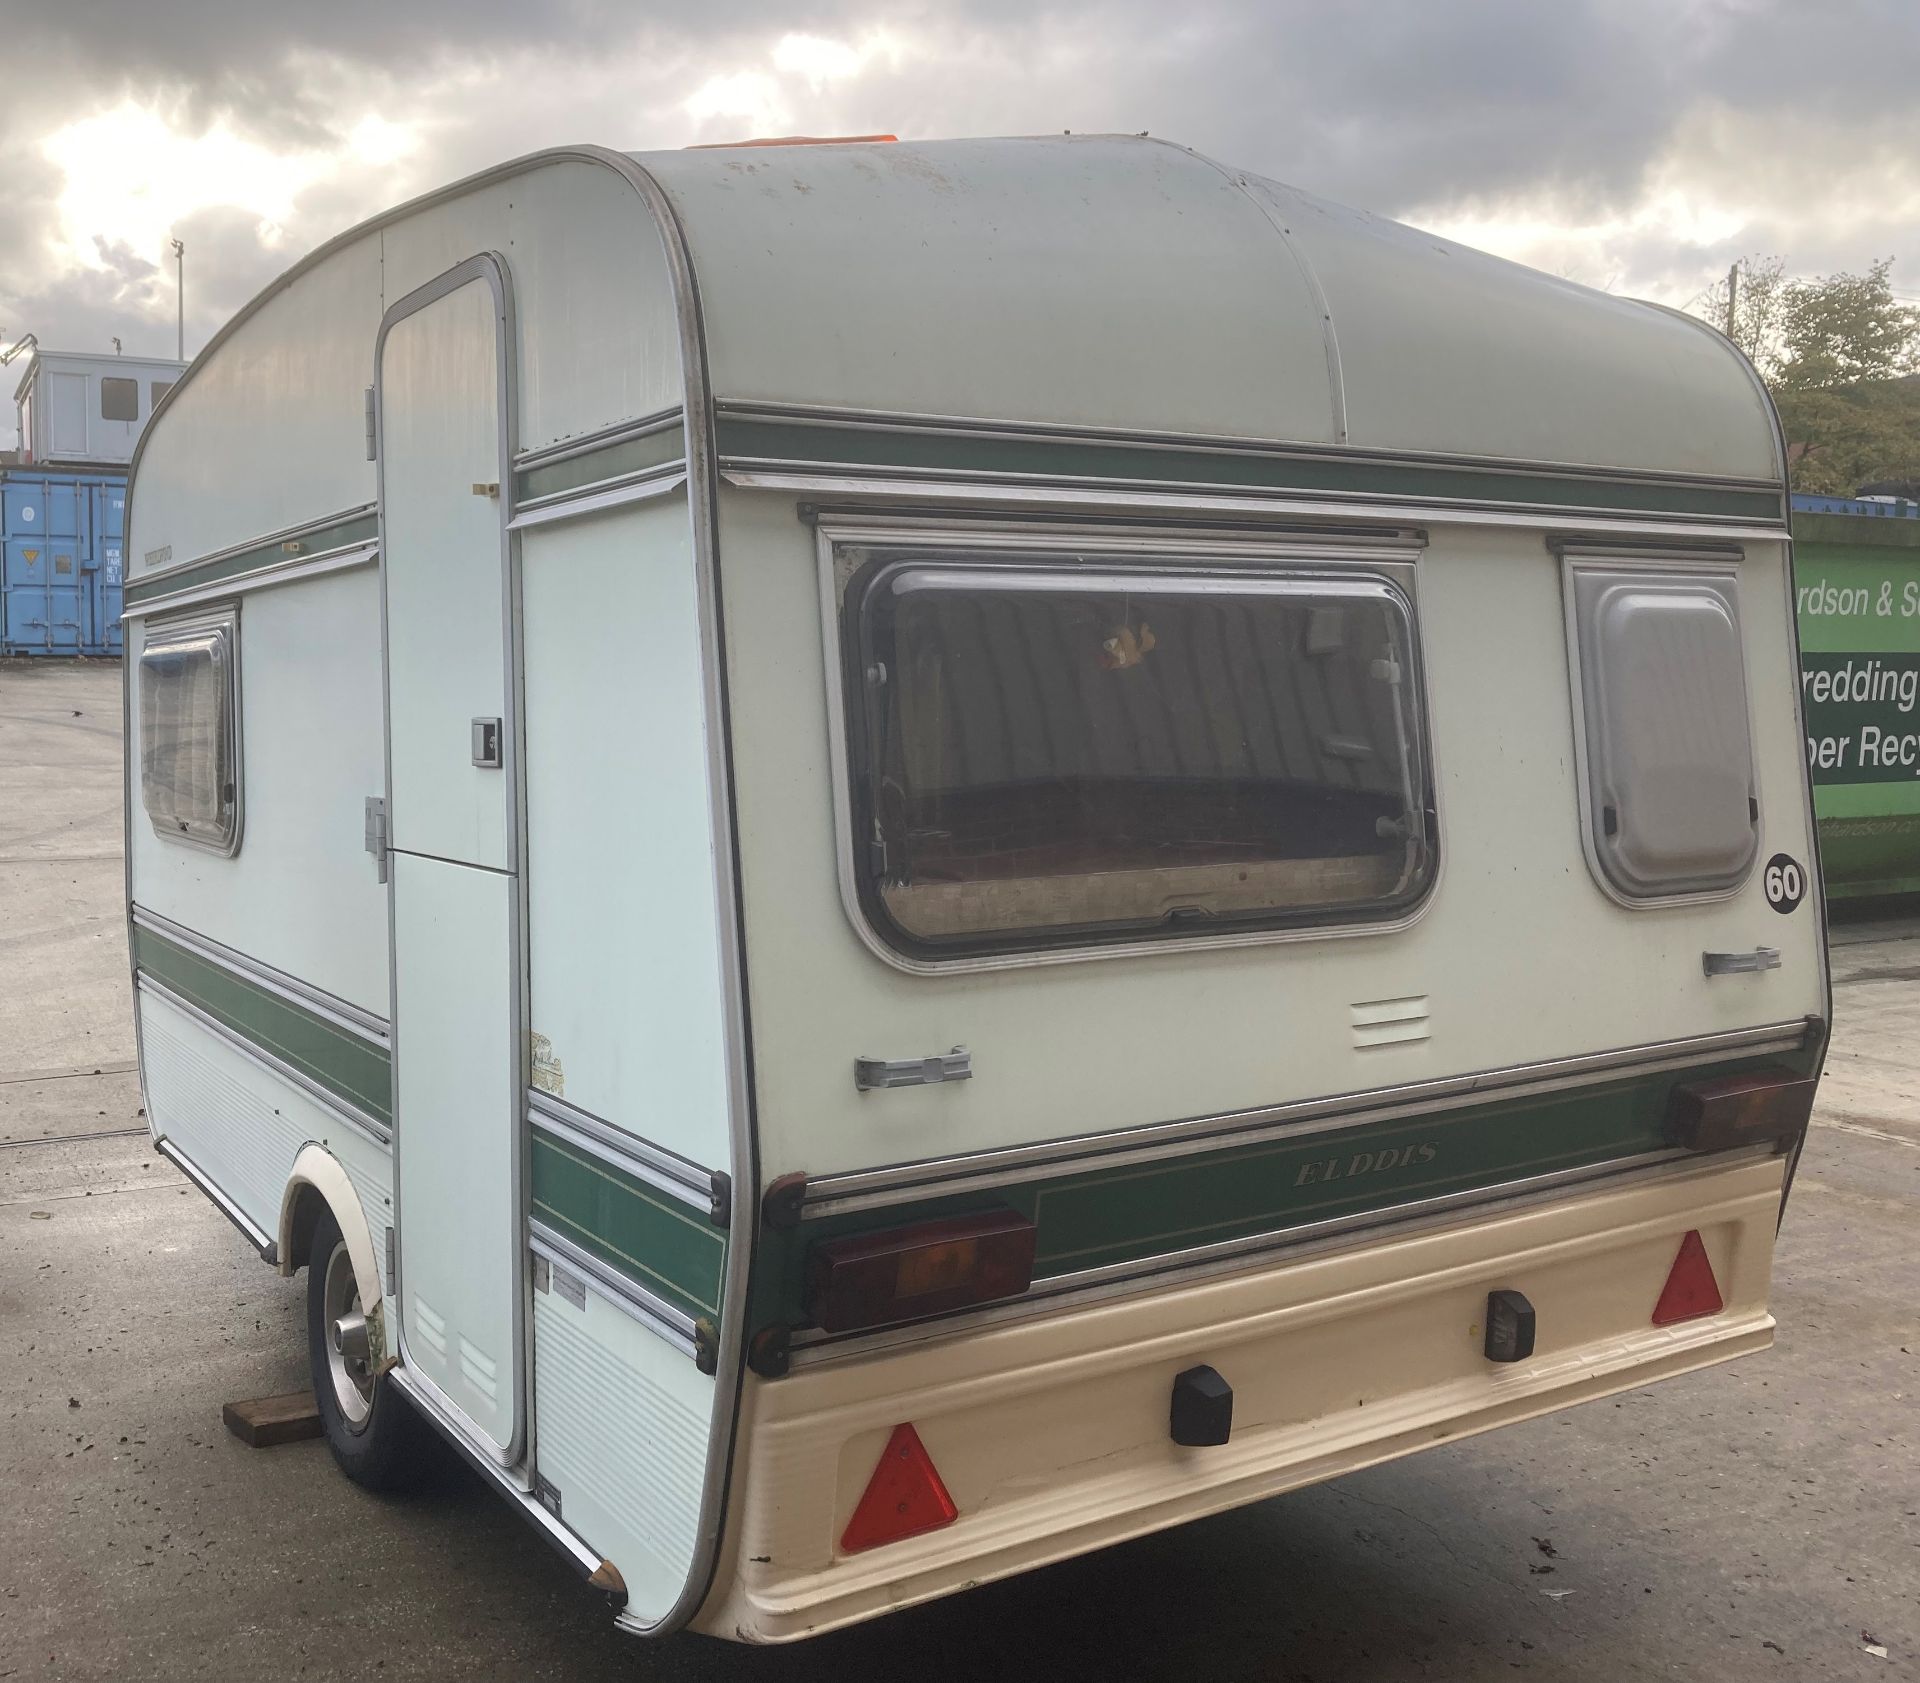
[840,1423,958,1555]
[1652,1229,1725,1326]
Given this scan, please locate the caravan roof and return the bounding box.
[132,135,1783,582]
[631,134,1780,484]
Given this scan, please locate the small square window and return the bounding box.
[1566,561,1758,902]
[100,376,139,422]
[139,610,242,854]
[150,380,175,409]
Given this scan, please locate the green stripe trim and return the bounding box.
[514,421,686,504]
[530,1129,726,1322]
[753,1050,1810,1330]
[717,416,1783,524]
[133,926,391,1124]
[125,513,379,607]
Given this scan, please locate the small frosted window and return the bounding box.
[139,613,241,853]
[1568,565,1757,900]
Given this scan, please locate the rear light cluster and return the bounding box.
[805,1209,1037,1334]
[1666,1067,1816,1153]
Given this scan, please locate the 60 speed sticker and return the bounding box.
[1764,853,1807,914]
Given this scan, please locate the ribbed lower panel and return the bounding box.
[533,1283,713,1625]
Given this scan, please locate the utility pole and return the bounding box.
[170,236,185,360]
[1726,261,1739,340]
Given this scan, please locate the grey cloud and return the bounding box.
[2,0,1918,388]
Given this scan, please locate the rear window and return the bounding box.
[841,551,1436,960]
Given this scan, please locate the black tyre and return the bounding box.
[307,1208,424,1491]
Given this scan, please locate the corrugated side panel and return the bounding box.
[141,988,392,1265]
[533,1285,712,1625]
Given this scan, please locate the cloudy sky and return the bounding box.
[2,0,1917,429]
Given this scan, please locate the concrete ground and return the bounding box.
[2,658,1915,1682]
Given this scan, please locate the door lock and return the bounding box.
[471,717,503,769]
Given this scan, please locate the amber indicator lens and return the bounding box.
[1666,1067,1816,1153]
[805,1209,1037,1334]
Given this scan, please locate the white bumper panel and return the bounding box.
[697,1153,1785,1642]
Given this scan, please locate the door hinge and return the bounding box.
[364,386,377,462]
[384,1224,395,1281]
[364,795,389,883]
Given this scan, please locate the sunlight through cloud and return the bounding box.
[41,103,327,270]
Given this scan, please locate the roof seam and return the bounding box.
[1169,140,1349,447]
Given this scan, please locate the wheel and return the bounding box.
[307,1208,423,1490]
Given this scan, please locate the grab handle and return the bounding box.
[1702,947,1781,977]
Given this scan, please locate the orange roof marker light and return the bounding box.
[840,1423,958,1554]
[688,134,898,150]
[1651,1230,1725,1327]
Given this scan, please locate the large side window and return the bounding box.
[840,548,1436,960]
[139,609,242,854]
[1566,560,1757,902]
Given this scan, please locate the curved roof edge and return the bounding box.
[636,133,1785,489]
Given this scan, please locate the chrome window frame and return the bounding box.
[816,515,1441,974]
[135,602,244,857]
[1560,547,1760,909]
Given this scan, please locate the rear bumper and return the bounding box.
[694,1151,1784,1643]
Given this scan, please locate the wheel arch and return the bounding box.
[279,1145,384,1319]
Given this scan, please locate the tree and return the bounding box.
[1773,383,1920,495]
[1773,258,1920,392]
[1693,256,1789,381]
[1691,258,1920,494]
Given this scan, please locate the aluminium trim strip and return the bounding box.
[137,973,392,1147]
[508,467,689,530]
[512,406,687,470]
[129,504,378,591]
[132,906,389,1044]
[815,509,1426,561]
[713,398,1788,496]
[602,145,764,1641]
[124,542,379,620]
[784,1143,1765,1369]
[526,1090,713,1210]
[798,1019,1813,1216]
[725,467,1791,543]
[531,1223,700,1358]
[154,1135,279,1260]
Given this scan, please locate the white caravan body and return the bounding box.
[124,136,1828,1642]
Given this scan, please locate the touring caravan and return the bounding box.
[123,135,1829,1642]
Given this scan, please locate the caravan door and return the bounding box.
[377,255,525,1462]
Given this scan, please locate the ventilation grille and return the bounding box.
[1350,995,1431,1049]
